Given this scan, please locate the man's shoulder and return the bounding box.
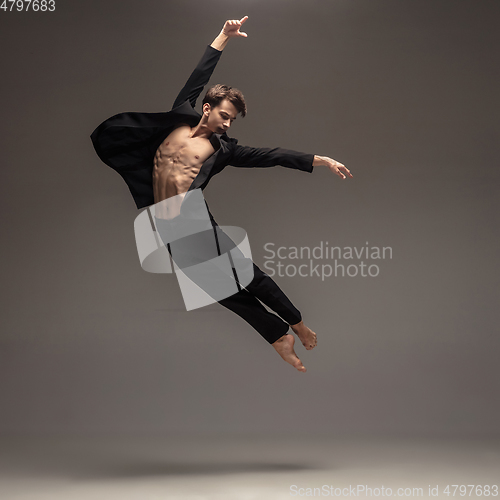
[221,134,239,146]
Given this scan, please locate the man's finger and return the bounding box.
[335,162,353,178]
[331,166,345,179]
[239,15,249,23]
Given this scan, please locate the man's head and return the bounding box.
[202,84,247,134]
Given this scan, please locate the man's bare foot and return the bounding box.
[290,320,317,350]
[272,334,306,372]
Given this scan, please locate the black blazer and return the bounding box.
[90,45,315,210]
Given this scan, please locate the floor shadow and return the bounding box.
[72,460,326,479]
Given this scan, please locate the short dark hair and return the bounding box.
[203,84,247,118]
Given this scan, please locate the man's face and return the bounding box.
[205,98,238,134]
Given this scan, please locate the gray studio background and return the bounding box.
[0,0,498,438]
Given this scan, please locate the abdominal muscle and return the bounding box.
[152,125,215,219]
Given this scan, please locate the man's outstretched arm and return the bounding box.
[171,16,248,110]
[230,145,315,173]
[230,145,352,179]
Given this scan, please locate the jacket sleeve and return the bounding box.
[171,45,223,110]
[229,144,315,173]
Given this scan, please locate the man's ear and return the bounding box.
[202,103,211,116]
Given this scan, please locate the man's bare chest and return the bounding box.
[156,125,215,167]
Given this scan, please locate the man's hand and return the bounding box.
[313,155,353,179]
[222,16,249,38]
[211,16,249,51]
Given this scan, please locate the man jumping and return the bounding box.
[90,16,352,373]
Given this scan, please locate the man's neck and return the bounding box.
[190,118,214,140]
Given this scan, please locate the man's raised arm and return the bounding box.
[171,16,249,110]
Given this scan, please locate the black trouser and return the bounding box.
[154,203,301,344]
